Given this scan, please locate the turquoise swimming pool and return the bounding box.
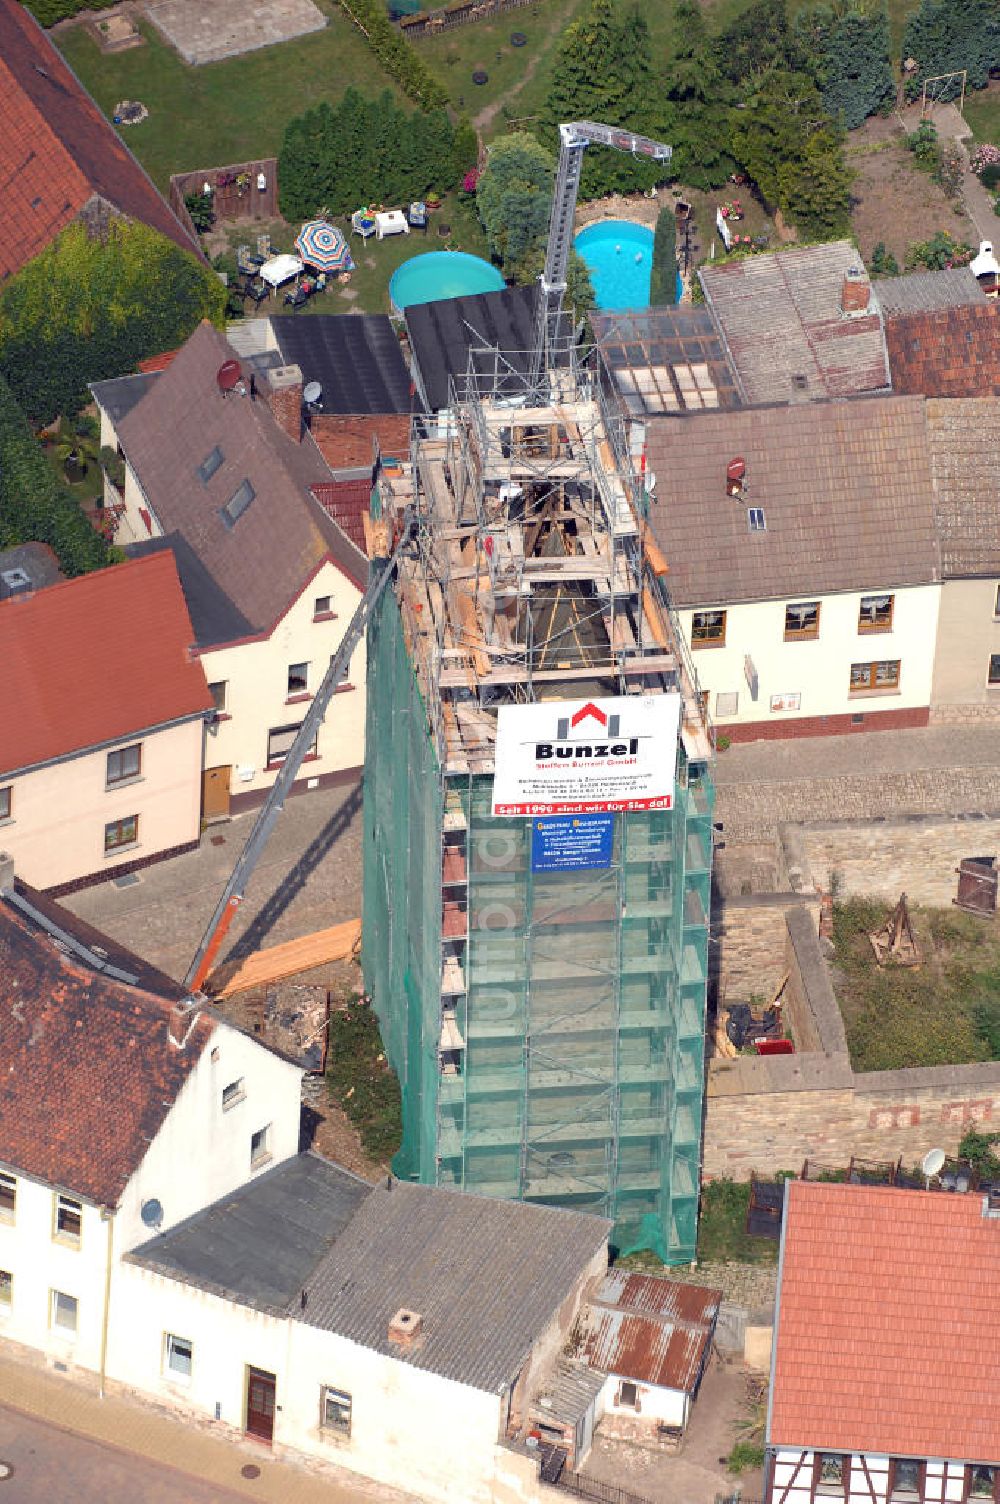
[389,251,505,313]
[574,219,681,310]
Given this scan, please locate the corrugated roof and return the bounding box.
[700,242,890,406]
[580,1271,720,1393]
[534,1361,607,1426]
[300,1180,611,1390]
[874,267,987,319]
[885,302,1000,398]
[593,307,742,415]
[270,314,413,415]
[925,396,1000,578]
[129,1153,368,1311]
[0,0,200,282]
[771,1179,1000,1459]
[0,551,212,776]
[645,395,941,607]
[114,322,368,638]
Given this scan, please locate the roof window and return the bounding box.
[748,507,766,532]
[197,446,223,484]
[221,480,255,529]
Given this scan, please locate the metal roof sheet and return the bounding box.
[579,1271,720,1393]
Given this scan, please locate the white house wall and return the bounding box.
[770,1450,973,1504]
[597,1373,687,1429]
[199,556,366,797]
[115,1022,303,1253]
[679,584,940,731]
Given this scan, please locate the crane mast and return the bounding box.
[529,120,673,384]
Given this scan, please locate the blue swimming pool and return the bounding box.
[574,219,681,311]
[389,250,505,313]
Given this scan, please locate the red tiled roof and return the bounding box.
[310,413,412,471]
[886,303,1000,397]
[138,349,180,374]
[0,884,213,1206]
[0,551,212,777]
[581,1270,721,1393]
[772,1180,1000,1460]
[311,478,372,554]
[0,0,200,283]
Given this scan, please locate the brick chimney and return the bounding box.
[841,265,871,316]
[388,1308,423,1347]
[266,364,304,442]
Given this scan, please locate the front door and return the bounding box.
[202,764,231,823]
[245,1367,276,1444]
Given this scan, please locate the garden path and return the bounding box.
[472,0,567,133]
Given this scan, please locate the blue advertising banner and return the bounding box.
[531,813,615,873]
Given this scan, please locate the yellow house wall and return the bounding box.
[930,577,1000,711]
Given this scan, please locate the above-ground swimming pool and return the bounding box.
[574,219,681,311]
[389,250,505,313]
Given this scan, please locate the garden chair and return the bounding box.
[284,285,309,310]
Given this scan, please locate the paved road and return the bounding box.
[0,1404,249,1504]
[63,779,364,983]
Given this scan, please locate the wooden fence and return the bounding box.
[168,158,279,239]
[400,0,538,39]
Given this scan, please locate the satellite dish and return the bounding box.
[922,1148,946,1180]
[303,381,323,407]
[140,1197,164,1230]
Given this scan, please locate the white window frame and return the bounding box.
[287,662,310,696]
[106,743,142,788]
[250,1124,272,1168]
[0,786,11,823]
[314,595,332,618]
[0,1172,15,1224]
[164,1332,193,1380]
[0,1269,11,1312]
[222,1077,246,1111]
[50,1289,78,1336]
[54,1193,83,1246]
[321,1385,352,1436]
[208,680,229,714]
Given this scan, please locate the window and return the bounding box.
[850,660,901,693]
[748,506,766,531]
[221,479,255,529]
[321,1386,352,1435]
[314,596,332,618]
[889,1460,923,1500]
[222,1077,245,1110]
[50,1290,78,1335]
[784,601,820,640]
[858,593,894,633]
[715,691,739,718]
[815,1454,849,1496]
[208,681,228,714]
[0,1173,14,1224]
[0,1271,11,1311]
[691,610,726,648]
[55,1193,82,1244]
[267,725,317,767]
[197,446,223,484]
[287,662,310,697]
[995,584,1000,618]
[989,655,1000,686]
[617,1380,638,1409]
[106,743,141,787]
[969,1469,997,1501]
[105,815,139,853]
[0,786,10,822]
[164,1332,193,1379]
[250,1125,271,1167]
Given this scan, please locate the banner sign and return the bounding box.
[492,695,680,816]
[531,813,615,873]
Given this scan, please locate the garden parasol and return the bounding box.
[294,220,353,273]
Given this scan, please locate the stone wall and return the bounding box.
[799,814,1000,906]
[716,897,800,1003]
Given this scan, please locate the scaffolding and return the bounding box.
[362,345,715,1261]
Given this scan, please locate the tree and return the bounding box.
[649,205,678,305]
[729,69,851,236]
[794,0,894,129]
[0,371,116,576]
[565,252,596,321]
[658,1,737,191]
[543,0,663,199]
[714,0,802,87]
[0,218,224,424]
[452,116,479,185]
[475,133,555,283]
[902,0,1000,96]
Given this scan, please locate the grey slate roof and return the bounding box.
[125,533,253,648]
[128,1153,371,1311]
[699,241,890,407]
[90,371,160,424]
[300,1179,611,1391]
[873,267,987,320]
[645,395,941,608]
[925,397,1000,578]
[270,314,414,415]
[0,542,62,596]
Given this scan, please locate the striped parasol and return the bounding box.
[294,219,353,273]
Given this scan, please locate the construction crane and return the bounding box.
[184,510,416,994]
[529,120,673,385]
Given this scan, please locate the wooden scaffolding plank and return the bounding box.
[210,919,362,997]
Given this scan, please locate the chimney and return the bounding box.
[387,1308,423,1347]
[841,265,871,315]
[266,363,304,442]
[0,852,14,895]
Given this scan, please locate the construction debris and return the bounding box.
[869,893,921,967]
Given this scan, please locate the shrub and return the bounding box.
[869,240,900,277]
[906,120,941,170]
[958,1126,1000,1178]
[936,145,965,199]
[326,995,402,1161]
[728,1443,767,1475]
[334,0,448,109]
[904,228,973,270]
[971,144,1000,177]
[475,132,554,283]
[649,205,678,306]
[982,163,1000,191]
[184,190,216,234]
[20,0,116,24]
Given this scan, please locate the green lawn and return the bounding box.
[56,4,400,190]
[966,85,1000,147]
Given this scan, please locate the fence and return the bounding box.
[400,0,538,38]
[555,1470,661,1504]
[168,158,279,241]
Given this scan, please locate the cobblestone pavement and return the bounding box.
[62,780,363,983]
[714,724,1000,787]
